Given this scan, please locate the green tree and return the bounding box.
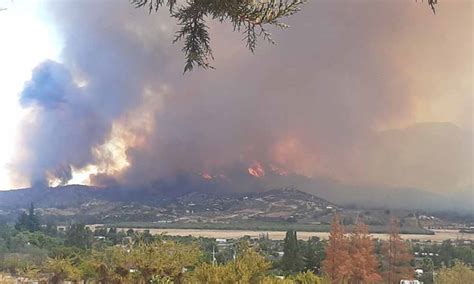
[15,203,41,232]
[191,245,271,283]
[418,257,434,284]
[291,271,323,284]
[64,223,93,250]
[129,240,201,283]
[44,257,81,284]
[300,237,325,272]
[435,260,474,284]
[80,246,130,283]
[280,230,303,273]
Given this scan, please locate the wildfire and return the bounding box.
[270,164,289,176]
[248,161,265,178]
[61,87,164,186]
[201,173,213,180]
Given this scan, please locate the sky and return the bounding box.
[0,0,60,189]
[0,0,472,201]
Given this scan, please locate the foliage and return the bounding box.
[15,203,41,232]
[299,237,325,272]
[44,257,81,283]
[130,0,438,72]
[290,270,323,283]
[381,217,414,284]
[64,223,94,249]
[348,222,382,283]
[437,240,473,267]
[435,260,474,284]
[280,230,303,273]
[190,245,271,283]
[322,214,352,283]
[132,0,306,72]
[129,240,201,282]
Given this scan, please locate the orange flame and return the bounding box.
[248,162,265,178]
[202,173,213,180]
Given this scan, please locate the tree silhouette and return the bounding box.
[280,230,303,273]
[348,221,382,284]
[381,217,414,283]
[132,0,306,72]
[15,203,41,232]
[322,213,352,282]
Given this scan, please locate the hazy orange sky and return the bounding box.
[0,0,472,197]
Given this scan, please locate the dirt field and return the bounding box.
[119,228,473,242]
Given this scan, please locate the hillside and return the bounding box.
[0,186,438,234]
[0,186,336,224]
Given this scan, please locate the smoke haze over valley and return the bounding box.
[2,0,472,211]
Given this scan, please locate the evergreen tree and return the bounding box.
[301,236,325,273]
[322,213,352,283]
[15,203,40,232]
[27,203,41,232]
[132,0,306,72]
[381,217,414,284]
[348,221,382,284]
[15,212,29,231]
[65,224,94,250]
[280,230,303,273]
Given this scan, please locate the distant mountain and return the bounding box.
[0,185,462,233]
[249,173,473,212]
[0,186,338,224]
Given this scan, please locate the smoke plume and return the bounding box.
[11,0,473,200]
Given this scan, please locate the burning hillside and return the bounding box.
[7,0,472,205]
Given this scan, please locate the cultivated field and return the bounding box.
[118,228,473,242]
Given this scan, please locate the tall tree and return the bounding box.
[65,224,94,250]
[280,230,303,273]
[348,221,382,284]
[381,217,414,284]
[322,213,352,283]
[15,203,40,232]
[300,236,325,273]
[27,203,41,232]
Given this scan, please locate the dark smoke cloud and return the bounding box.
[20,61,72,109]
[12,0,472,199]
[14,60,106,186]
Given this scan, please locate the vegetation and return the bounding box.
[280,230,303,273]
[108,220,432,234]
[15,203,40,232]
[0,208,472,283]
[132,0,306,72]
[435,260,474,283]
[381,218,414,283]
[322,214,351,282]
[348,222,382,283]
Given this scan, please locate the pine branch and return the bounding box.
[132,0,306,72]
